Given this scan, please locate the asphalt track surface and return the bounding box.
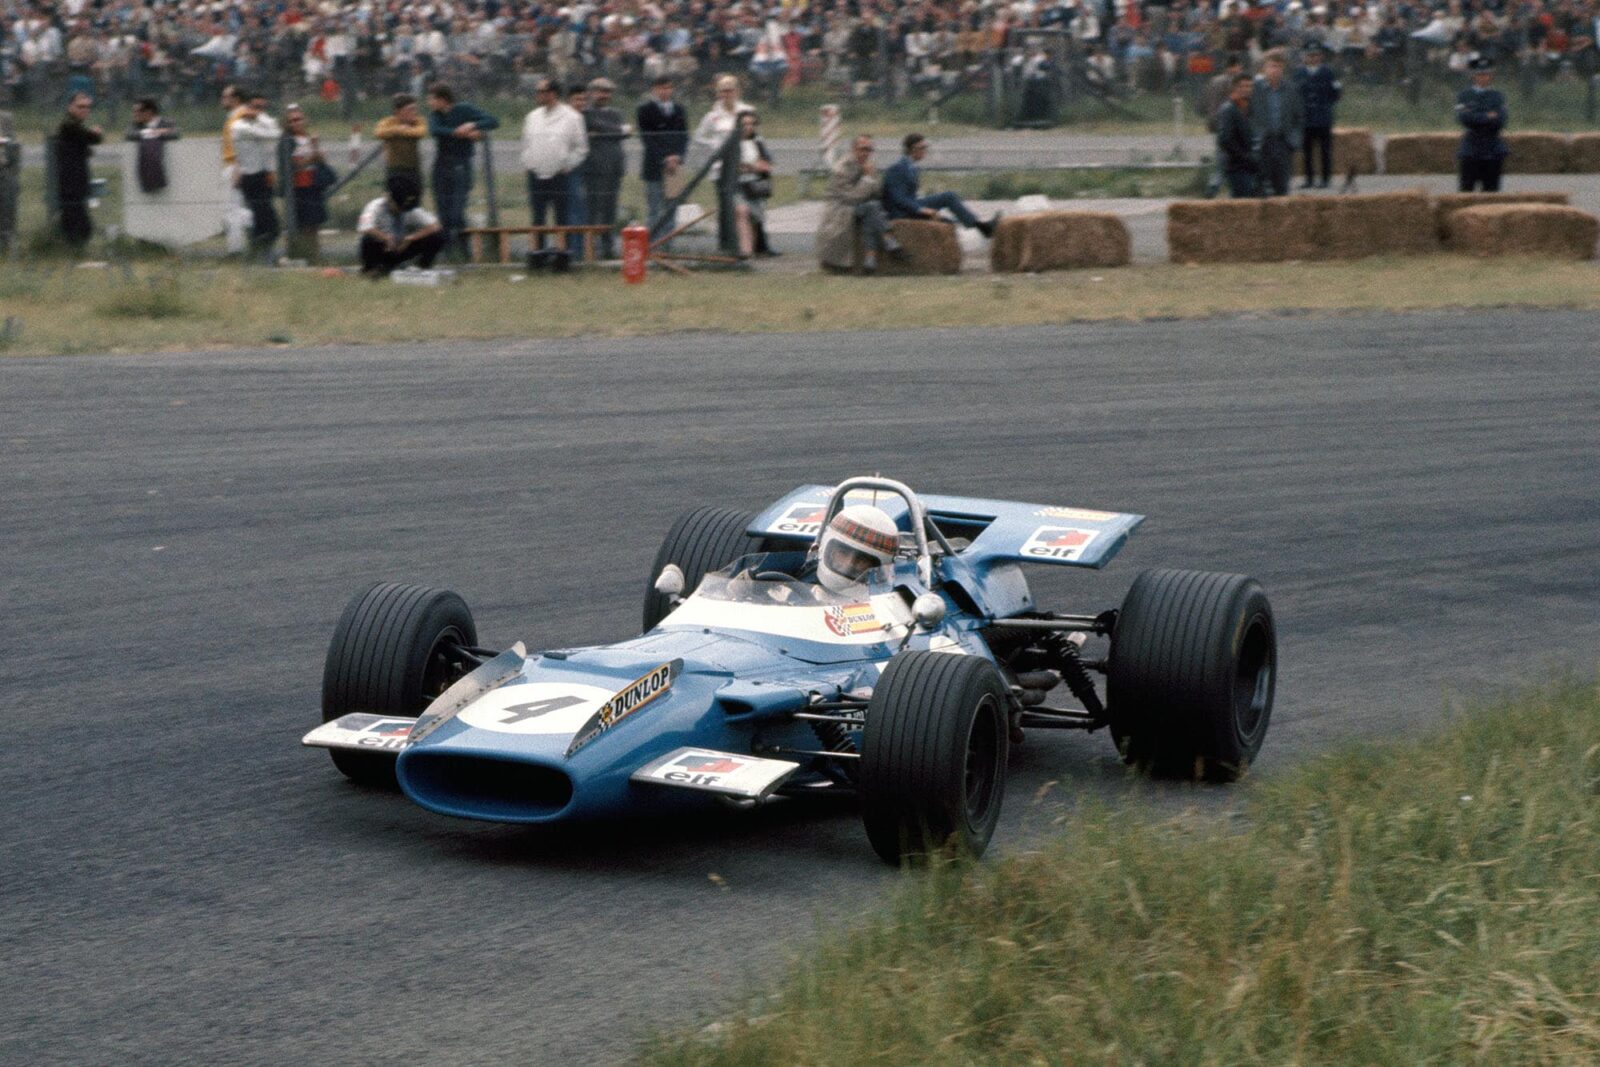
[4,310,1598,1065]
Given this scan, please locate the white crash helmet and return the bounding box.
[815,505,899,592]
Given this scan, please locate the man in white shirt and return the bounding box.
[520,77,587,249]
[358,173,445,275]
[231,89,282,262]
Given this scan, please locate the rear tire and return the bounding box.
[321,582,477,787]
[860,652,1011,865]
[1106,569,1275,782]
[642,507,767,632]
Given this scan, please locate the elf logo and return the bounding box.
[1021,526,1096,561]
[775,503,827,536]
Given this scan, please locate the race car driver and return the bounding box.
[814,505,900,592]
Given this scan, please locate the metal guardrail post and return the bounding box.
[716,128,740,255]
[278,132,297,255]
[481,132,499,227]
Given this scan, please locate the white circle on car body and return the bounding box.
[457,682,616,735]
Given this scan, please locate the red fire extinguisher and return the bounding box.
[621,224,649,284]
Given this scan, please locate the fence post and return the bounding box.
[277,132,297,262]
[44,135,59,226]
[481,132,499,227]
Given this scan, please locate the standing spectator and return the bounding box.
[563,85,590,257]
[0,108,20,256]
[220,84,249,254]
[637,74,689,244]
[285,104,334,263]
[583,77,628,259]
[693,75,752,160]
[126,98,179,195]
[55,92,103,250]
[1297,43,1342,188]
[1216,74,1260,198]
[1456,56,1508,192]
[816,133,898,274]
[427,82,499,261]
[882,132,998,236]
[520,77,587,251]
[1204,54,1246,130]
[1250,49,1304,197]
[734,110,775,257]
[231,89,282,263]
[373,93,427,184]
[358,173,446,276]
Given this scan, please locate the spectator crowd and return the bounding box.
[4,0,1599,119]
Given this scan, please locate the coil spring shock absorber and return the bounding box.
[1057,638,1106,722]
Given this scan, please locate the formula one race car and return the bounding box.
[305,477,1276,863]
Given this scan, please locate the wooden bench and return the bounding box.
[462,225,614,264]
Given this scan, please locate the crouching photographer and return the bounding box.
[357,173,446,276]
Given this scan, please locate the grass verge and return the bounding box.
[1,256,1598,356]
[642,679,1600,1064]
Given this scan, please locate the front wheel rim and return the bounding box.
[963,693,1002,828]
[1232,616,1273,742]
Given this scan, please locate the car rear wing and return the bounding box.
[749,485,1144,570]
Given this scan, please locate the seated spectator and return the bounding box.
[358,173,446,275]
[882,133,998,237]
[816,133,899,274]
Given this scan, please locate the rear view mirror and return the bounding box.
[654,564,686,598]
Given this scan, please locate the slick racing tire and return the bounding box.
[1106,569,1275,783]
[642,506,768,632]
[859,652,1011,865]
[321,582,478,788]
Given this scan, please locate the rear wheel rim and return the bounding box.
[1232,616,1273,742]
[963,694,1001,828]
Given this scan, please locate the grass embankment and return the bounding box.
[644,681,1600,1064]
[2,256,1598,355]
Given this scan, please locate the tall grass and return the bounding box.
[643,679,1600,1064]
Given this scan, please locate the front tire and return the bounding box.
[859,652,1011,865]
[321,582,477,787]
[1106,569,1275,782]
[642,507,767,632]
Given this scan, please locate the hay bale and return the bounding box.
[1295,127,1379,177]
[1322,190,1437,258]
[1445,203,1598,259]
[1382,133,1458,174]
[990,211,1131,272]
[1167,199,1265,263]
[1431,192,1570,240]
[871,218,962,275]
[1502,132,1571,174]
[1566,132,1600,173]
[1257,197,1324,260]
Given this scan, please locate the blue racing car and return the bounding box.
[305,477,1276,863]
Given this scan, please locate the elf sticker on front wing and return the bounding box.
[1021,525,1098,562]
[565,660,681,757]
[824,602,884,638]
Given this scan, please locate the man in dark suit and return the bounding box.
[55,92,103,249]
[636,75,689,244]
[126,98,180,194]
[1456,55,1508,192]
[1215,74,1259,198]
[1296,43,1341,188]
[583,77,628,259]
[881,133,997,237]
[1249,50,1303,197]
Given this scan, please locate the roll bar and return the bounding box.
[820,476,958,564]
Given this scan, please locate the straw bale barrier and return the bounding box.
[1167,200,1269,263]
[1567,133,1600,173]
[1317,190,1435,258]
[1445,204,1598,259]
[1431,192,1570,239]
[1382,133,1459,174]
[1167,191,1432,263]
[1502,132,1571,174]
[869,219,962,275]
[990,212,1131,272]
[1295,127,1377,176]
